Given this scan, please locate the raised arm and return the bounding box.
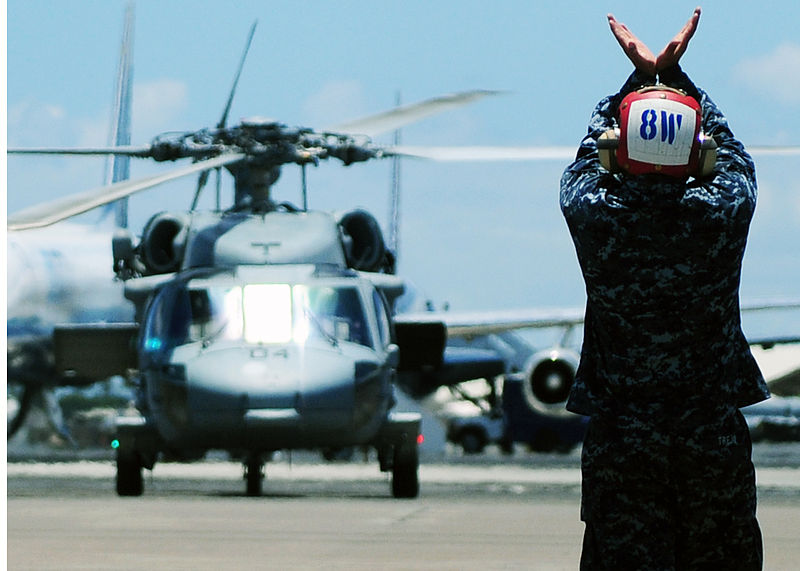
[656,7,701,72]
[608,13,657,76]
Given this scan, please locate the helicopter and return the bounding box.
[7,16,519,498]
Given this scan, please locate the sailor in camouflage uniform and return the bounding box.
[560,9,767,569]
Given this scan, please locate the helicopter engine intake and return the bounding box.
[338,209,387,273]
[140,212,190,274]
[521,347,579,417]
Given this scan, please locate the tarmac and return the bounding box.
[7,454,800,570]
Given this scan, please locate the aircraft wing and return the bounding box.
[395,307,585,338]
[397,299,800,341]
[741,299,800,348]
[393,301,800,399]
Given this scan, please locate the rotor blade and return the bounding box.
[8,145,153,157]
[327,90,503,138]
[8,153,245,231]
[385,144,800,162]
[218,20,257,129]
[748,146,800,156]
[384,145,577,162]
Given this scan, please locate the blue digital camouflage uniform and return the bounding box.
[560,66,769,570]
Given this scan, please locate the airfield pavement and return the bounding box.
[7,444,800,570]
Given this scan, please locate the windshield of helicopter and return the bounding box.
[145,282,372,350]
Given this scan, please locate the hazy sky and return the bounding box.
[6,0,800,338]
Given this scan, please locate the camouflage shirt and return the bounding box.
[560,67,769,417]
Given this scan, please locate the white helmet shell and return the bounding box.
[617,86,703,177]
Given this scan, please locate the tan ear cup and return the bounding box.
[697,134,717,177]
[597,129,620,173]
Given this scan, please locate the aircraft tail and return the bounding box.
[388,91,402,268]
[98,0,135,227]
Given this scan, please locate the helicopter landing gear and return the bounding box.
[114,417,158,497]
[116,450,144,496]
[391,435,419,499]
[244,455,265,497]
[377,412,421,499]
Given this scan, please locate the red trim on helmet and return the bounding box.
[616,87,702,177]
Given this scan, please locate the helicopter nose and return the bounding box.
[187,345,354,407]
[176,344,358,440]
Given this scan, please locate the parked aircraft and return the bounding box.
[7,2,136,440]
[403,302,800,454]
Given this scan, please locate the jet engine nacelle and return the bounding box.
[521,347,579,417]
[139,212,190,274]
[338,209,387,272]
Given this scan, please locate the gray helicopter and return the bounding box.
[8,21,501,498]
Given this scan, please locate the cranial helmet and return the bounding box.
[598,85,717,178]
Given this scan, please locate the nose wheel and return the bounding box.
[244,455,265,496]
[116,451,144,496]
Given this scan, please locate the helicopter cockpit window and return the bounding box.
[143,285,186,352]
[146,282,371,349]
[372,289,391,347]
[295,285,371,348]
[143,285,242,351]
[187,287,243,343]
[243,284,293,344]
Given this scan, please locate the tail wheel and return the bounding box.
[391,438,419,499]
[116,452,143,496]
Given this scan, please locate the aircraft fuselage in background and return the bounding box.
[7,223,134,386]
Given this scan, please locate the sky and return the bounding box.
[5,0,800,339]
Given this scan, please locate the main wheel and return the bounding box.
[245,457,264,497]
[116,452,143,496]
[391,438,419,499]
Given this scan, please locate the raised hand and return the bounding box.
[608,13,656,75]
[656,7,701,71]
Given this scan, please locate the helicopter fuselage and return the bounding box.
[130,263,400,456]
[108,206,421,497]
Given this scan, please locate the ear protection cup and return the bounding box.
[597,129,620,173]
[596,127,717,177]
[696,134,717,177]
